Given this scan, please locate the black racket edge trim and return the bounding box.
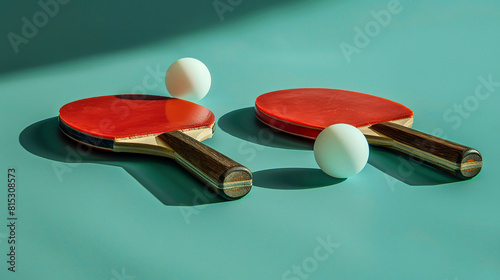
[58,118,114,150]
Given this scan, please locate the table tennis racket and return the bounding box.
[255,88,482,179]
[59,94,252,200]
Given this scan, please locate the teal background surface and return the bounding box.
[1,0,499,279]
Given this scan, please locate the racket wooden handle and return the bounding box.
[159,131,252,200]
[369,122,482,179]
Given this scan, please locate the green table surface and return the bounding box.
[1,0,499,279]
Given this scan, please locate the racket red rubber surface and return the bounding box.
[59,95,215,141]
[255,88,413,139]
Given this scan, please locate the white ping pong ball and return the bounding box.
[314,124,369,178]
[165,58,211,101]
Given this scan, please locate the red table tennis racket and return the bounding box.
[59,94,252,200]
[255,88,482,179]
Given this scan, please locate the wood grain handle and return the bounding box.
[159,131,252,200]
[369,122,482,179]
